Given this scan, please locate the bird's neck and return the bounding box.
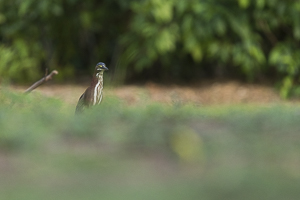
[91,71,104,86]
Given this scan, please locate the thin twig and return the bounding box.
[24,70,58,93]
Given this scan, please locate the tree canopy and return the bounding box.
[1,0,300,97]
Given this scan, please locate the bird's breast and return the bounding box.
[93,75,103,105]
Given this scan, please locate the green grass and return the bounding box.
[1,88,300,200]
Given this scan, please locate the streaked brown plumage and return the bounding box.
[75,62,108,114]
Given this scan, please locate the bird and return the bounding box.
[75,62,108,114]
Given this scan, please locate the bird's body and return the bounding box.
[75,62,108,114]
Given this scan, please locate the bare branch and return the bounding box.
[24,70,58,93]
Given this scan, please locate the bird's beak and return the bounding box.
[101,66,109,71]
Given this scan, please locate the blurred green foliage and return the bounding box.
[1,0,300,96]
[1,89,300,199]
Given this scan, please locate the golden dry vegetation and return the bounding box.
[11,81,283,106]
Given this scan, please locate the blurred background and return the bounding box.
[1,0,300,97]
[1,0,300,200]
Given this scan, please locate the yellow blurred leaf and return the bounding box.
[155,27,178,53]
[238,0,250,8]
[191,46,203,63]
[170,127,204,163]
[151,0,174,23]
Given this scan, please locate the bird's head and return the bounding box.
[94,62,108,78]
[95,62,109,72]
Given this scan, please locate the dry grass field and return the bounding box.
[11,81,283,106]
